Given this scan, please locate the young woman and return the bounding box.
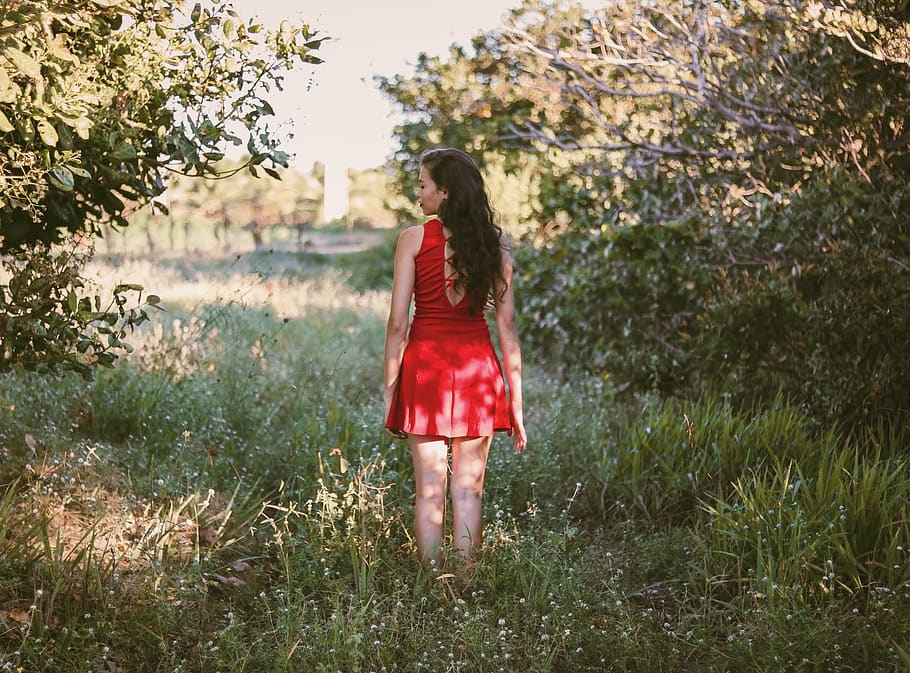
[383,147,527,568]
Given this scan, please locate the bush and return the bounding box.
[596,393,835,521]
[1,238,155,377]
[516,171,910,434]
[702,446,910,601]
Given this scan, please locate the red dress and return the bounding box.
[385,219,513,438]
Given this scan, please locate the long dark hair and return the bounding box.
[420,147,506,314]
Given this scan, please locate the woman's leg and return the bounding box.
[408,434,449,567]
[450,435,492,561]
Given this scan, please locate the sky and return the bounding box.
[229,0,525,173]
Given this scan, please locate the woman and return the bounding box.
[383,147,527,569]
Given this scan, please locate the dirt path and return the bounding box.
[300,229,391,255]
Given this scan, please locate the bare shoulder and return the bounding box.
[397,224,425,255]
[498,234,514,268]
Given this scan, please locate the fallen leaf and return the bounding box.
[23,433,37,450]
[1,608,33,625]
[199,526,219,545]
[286,638,301,661]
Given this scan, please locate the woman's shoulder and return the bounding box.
[396,224,426,255]
[498,234,514,262]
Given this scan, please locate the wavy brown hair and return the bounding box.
[420,148,506,314]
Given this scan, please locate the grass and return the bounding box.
[0,228,908,672]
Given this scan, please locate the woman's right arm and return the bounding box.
[494,247,527,453]
[383,226,422,421]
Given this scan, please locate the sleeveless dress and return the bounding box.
[385,219,513,438]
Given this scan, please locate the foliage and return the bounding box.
[703,447,910,601]
[0,0,325,249]
[0,237,158,377]
[0,0,324,375]
[376,2,587,238]
[381,0,910,431]
[592,390,910,598]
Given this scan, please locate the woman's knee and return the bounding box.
[450,475,484,502]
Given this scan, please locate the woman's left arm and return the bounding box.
[494,247,527,453]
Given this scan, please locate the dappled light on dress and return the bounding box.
[385,219,512,438]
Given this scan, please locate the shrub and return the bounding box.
[595,393,834,522]
[1,239,155,377]
[702,446,910,601]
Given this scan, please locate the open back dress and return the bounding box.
[385,218,513,438]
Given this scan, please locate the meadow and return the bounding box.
[0,226,908,672]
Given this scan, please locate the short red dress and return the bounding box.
[385,219,513,438]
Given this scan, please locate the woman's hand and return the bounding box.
[383,386,407,440]
[512,423,527,453]
[510,403,527,453]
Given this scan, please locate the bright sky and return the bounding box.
[230,0,524,172]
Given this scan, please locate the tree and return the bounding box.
[0,0,325,376]
[499,0,910,427]
[381,0,910,430]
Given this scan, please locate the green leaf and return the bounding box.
[37,119,58,146]
[0,67,18,103]
[74,118,91,140]
[49,166,74,191]
[114,283,144,293]
[58,114,93,134]
[17,118,34,143]
[110,143,137,160]
[45,34,77,63]
[4,47,42,79]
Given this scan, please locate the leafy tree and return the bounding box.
[500,0,910,428]
[0,0,324,247]
[0,0,325,375]
[382,0,910,430]
[376,2,588,237]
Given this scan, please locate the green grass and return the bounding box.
[0,232,908,672]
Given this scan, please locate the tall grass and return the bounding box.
[0,233,907,671]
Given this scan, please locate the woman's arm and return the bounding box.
[383,226,422,422]
[494,246,527,453]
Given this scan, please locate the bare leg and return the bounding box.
[408,435,449,567]
[450,435,492,562]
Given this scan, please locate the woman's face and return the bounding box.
[416,165,447,217]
